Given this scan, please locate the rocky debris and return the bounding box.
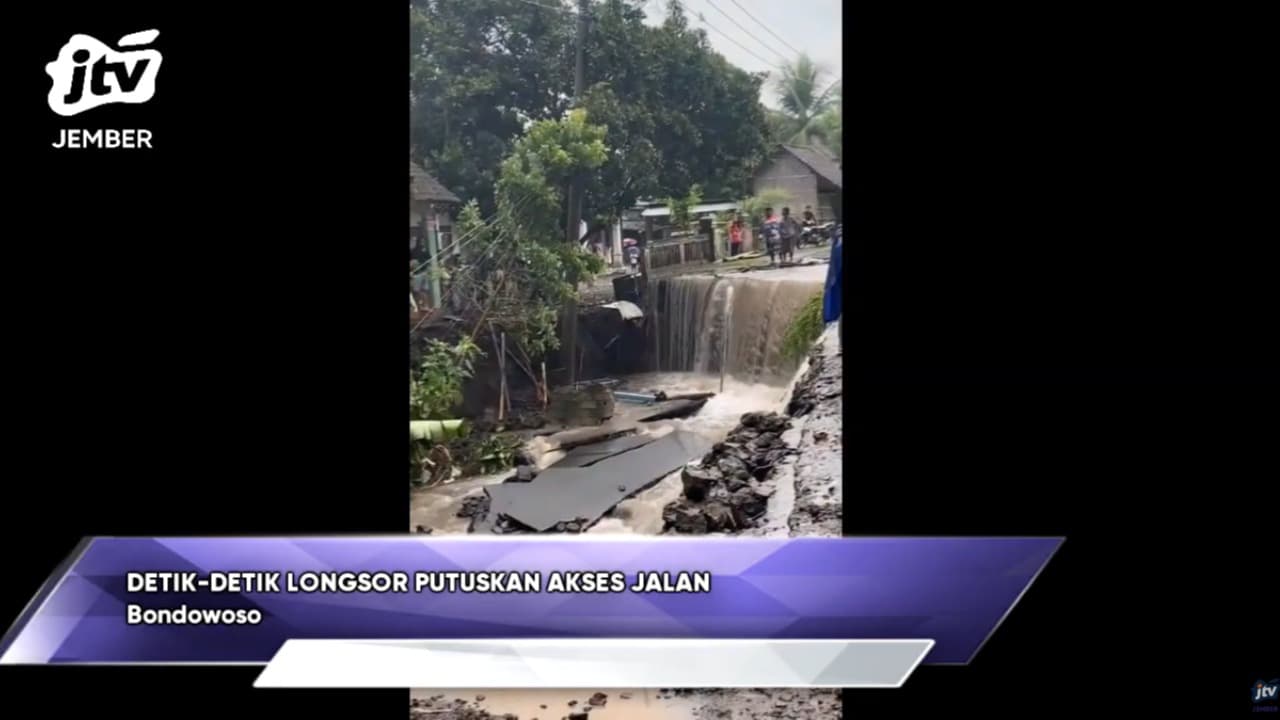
[587,692,608,706]
[407,695,519,720]
[567,713,589,720]
[415,525,432,534]
[456,493,491,519]
[662,412,791,534]
[618,693,633,700]
[687,688,842,720]
[548,384,615,427]
[786,346,839,418]
[507,465,538,483]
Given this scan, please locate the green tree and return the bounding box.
[774,54,838,146]
[739,189,793,226]
[812,83,842,162]
[667,184,703,233]
[448,111,609,358]
[410,337,484,420]
[411,0,770,231]
[410,0,573,216]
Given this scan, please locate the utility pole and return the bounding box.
[565,0,588,387]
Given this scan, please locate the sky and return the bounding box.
[639,0,843,108]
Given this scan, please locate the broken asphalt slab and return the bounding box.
[478,430,711,532]
[550,434,655,468]
[638,397,709,422]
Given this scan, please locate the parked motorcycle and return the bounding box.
[799,221,836,246]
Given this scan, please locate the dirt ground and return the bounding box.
[409,688,842,720]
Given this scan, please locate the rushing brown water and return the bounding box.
[407,266,839,718]
[409,266,829,536]
[653,265,826,384]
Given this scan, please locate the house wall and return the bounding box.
[409,202,454,255]
[753,153,818,214]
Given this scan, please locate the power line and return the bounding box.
[411,187,540,278]
[725,0,802,57]
[410,212,525,336]
[675,0,783,72]
[697,0,788,63]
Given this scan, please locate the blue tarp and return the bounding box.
[823,227,842,323]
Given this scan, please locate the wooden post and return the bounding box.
[643,217,655,276]
[426,208,442,308]
[541,362,549,409]
[499,333,509,421]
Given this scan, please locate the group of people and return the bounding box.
[725,205,822,266]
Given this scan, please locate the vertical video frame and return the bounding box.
[409,1,843,717]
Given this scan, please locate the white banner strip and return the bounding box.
[254,638,934,689]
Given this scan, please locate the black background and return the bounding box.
[2,2,1274,718]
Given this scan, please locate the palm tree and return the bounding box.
[813,84,842,163]
[774,55,839,147]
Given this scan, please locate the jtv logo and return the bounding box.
[1256,679,1280,704]
[45,29,162,117]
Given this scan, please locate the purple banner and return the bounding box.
[0,537,1060,665]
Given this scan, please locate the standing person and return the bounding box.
[729,214,744,257]
[802,205,817,226]
[780,207,800,264]
[627,242,641,273]
[761,207,781,266]
[824,220,843,356]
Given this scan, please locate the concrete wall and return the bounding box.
[753,153,818,213]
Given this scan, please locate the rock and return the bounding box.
[728,488,769,525]
[752,432,781,449]
[680,465,719,502]
[415,525,432,534]
[588,692,608,706]
[568,700,578,707]
[704,502,738,531]
[619,693,633,700]
[515,465,537,482]
[812,431,829,442]
[457,494,491,519]
[476,694,486,701]
[664,500,709,534]
[716,455,750,479]
[568,713,589,720]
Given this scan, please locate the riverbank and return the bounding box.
[783,324,843,537]
[660,323,842,538]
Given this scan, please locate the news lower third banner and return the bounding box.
[1,537,1061,688]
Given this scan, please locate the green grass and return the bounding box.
[782,291,826,361]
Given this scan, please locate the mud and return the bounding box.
[409,688,841,720]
